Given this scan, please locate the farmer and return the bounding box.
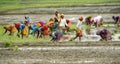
[24,16,30,24]
[17,23,26,37]
[50,29,63,42]
[66,19,71,32]
[55,11,61,22]
[96,29,112,41]
[46,18,54,27]
[21,25,28,39]
[28,23,38,35]
[93,15,103,27]
[46,18,55,32]
[85,16,93,34]
[42,25,49,36]
[38,21,44,26]
[70,16,83,41]
[49,17,59,32]
[59,14,68,34]
[112,16,120,24]
[3,24,17,36]
[85,16,93,25]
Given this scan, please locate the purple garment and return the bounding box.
[88,20,92,25]
[103,29,109,35]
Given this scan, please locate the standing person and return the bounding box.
[55,11,61,22]
[50,17,59,32]
[70,16,83,41]
[59,14,68,34]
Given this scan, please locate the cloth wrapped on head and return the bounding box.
[79,16,83,21]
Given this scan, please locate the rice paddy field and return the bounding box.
[0,22,118,43]
[0,0,120,64]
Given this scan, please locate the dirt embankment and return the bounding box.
[0,46,120,64]
[0,3,120,14]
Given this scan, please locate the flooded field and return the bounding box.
[0,3,120,64]
[0,14,120,24]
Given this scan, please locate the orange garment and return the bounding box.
[4,24,16,32]
[66,20,71,27]
[43,30,49,36]
[46,20,54,26]
[43,25,49,36]
[4,24,11,31]
[67,21,71,27]
[76,28,82,36]
[36,22,41,27]
[11,26,17,33]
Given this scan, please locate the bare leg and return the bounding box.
[22,34,24,39]
[3,30,7,35]
[73,35,78,40]
[17,29,20,38]
[37,31,40,38]
[79,36,81,41]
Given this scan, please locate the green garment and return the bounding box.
[51,21,59,31]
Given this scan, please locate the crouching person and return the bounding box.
[96,29,112,41]
[93,15,103,27]
[21,26,28,39]
[50,30,63,42]
[112,16,120,24]
[17,23,28,39]
[3,24,17,36]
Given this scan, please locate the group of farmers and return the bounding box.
[3,11,120,41]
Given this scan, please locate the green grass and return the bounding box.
[0,23,77,43]
[0,0,120,12]
[0,25,51,43]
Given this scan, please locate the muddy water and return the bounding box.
[1,14,120,42]
[0,46,120,64]
[0,14,120,24]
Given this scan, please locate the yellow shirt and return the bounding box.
[11,26,17,33]
[21,26,28,35]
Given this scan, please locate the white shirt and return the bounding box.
[59,18,68,27]
[76,20,82,29]
[94,16,102,23]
